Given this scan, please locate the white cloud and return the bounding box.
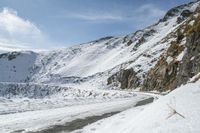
[133,4,165,20]
[0,8,41,36]
[64,12,123,21]
[59,3,165,24]
[0,7,47,51]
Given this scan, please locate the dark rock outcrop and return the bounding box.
[160,5,181,22]
[107,68,140,89]
[0,52,21,61]
[177,10,193,23]
[160,1,195,22]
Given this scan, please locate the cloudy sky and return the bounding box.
[0,0,193,50]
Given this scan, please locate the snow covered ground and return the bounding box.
[0,93,152,133]
[0,82,144,114]
[75,80,200,133]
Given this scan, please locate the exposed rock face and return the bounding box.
[0,52,21,60]
[107,68,140,89]
[113,25,200,91]
[141,43,184,91]
[176,21,200,86]
[142,15,200,92]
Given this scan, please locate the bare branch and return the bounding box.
[166,104,185,119]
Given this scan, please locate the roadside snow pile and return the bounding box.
[76,80,200,133]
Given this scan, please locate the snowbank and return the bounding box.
[77,81,200,133]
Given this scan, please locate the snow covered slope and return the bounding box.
[74,79,200,133]
[0,51,37,82]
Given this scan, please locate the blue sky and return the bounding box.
[0,0,193,49]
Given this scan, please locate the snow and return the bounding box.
[0,51,37,82]
[0,82,140,114]
[0,94,150,133]
[189,73,200,82]
[72,106,146,133]
[166,56,173,64]
[176,51,184,61]
[189,20,195,26]
[76,80,200,133]
[190,56,195,60]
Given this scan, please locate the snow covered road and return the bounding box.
[0,94,152,133]
[74,81,200,133]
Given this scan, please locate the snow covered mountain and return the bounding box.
[0,1,200,133]
[0,1,199,91]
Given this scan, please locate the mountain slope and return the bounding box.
[108,1,200,91]
[0,1,199,92]
[0,1,199,91]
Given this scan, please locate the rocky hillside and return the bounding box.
[0,1,199,92]
[107,1,200,92]
[142,9,200,92]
